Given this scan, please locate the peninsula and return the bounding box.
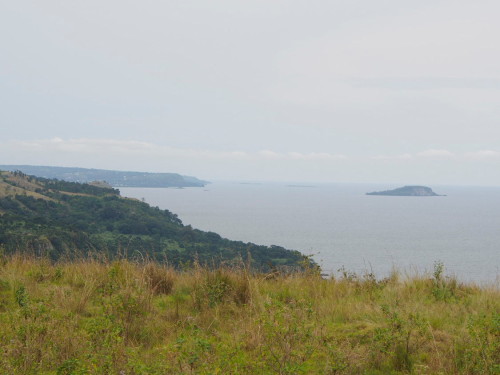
[0,170,305,271]
[366,185,443,196]
[0,165,208,188]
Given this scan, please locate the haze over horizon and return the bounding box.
[2,1,500,185]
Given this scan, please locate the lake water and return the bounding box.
[120,182,500,284]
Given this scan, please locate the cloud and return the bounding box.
[258,150,347,161]
[6,138,248,160]
[350,77,500,91]
[371,149,500,163]
[288,152,347,160]
[6,138,500,166]
[15,138,156,154]
[416,149,455,158]
[371,153,413,161]
[371,150,456,161]
[464,150,500,160]
[1,138,347,163]
[258,150,282,159]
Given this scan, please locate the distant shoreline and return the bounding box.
[0,165,209,188]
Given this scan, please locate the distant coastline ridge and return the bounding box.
[0,165,209,188]
[366,185,444,196]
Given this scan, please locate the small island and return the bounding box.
[366,185,444,196]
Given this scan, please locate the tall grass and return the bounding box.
[0,255,498,374]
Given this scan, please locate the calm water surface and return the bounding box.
[120,183,500,284]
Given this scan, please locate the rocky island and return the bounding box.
[366,185,443,196]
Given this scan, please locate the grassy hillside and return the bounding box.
[0,256,497,374]
[0,171,306,271]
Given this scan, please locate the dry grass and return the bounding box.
[0,255,498,374]
[0,171,54,201]
[143,262,176,295]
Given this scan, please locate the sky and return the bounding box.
[1,0,500,185]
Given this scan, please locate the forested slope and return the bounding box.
[0,171,306,270]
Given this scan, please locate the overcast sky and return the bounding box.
[1,1,500,185]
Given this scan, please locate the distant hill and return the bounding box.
[366,185,443,196]
[0,170,307,271]
[0,165,208,188]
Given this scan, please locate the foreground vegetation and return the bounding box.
[0,255,498,374]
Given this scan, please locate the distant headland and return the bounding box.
[0,165,209,188]
[366,185,444,196]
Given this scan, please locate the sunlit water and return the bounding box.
[120,182,500,284]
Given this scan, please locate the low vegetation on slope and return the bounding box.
[0,171,305,271]
[0,256,498,374]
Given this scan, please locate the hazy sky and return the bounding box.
[2,1,500,185]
